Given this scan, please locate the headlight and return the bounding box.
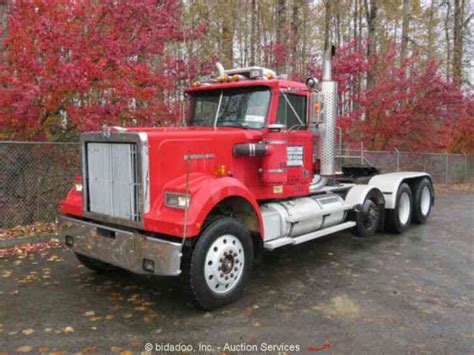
[74,182,83,192]
[165,192,190,209]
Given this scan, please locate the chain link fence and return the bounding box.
[0,142,80,228]
[0,141,472,228]
[336,148,473,184]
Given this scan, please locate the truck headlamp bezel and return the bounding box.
[164,192,190,209]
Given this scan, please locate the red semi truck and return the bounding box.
[59,50,434,310]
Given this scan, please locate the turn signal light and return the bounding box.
[265,73,274,79]
[232,74,239,81]
[217,74,230,83]
[215,165,227,177]
[313,101,321,116]
[192,81,201,87]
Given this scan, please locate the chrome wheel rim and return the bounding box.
[399,192,411,225]
[204,235,244,294]
[420,186,431,216]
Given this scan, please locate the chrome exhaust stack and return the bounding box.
[310,47,337,192]
[215,62,225,77]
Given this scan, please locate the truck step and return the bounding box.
[263,221,356,251]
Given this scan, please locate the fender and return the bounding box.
[368,172,431,209]
[144,174,264,238]
[345,184,385,207]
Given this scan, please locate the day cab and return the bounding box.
[59,55,434,310]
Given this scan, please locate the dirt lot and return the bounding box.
[0,191,473,354]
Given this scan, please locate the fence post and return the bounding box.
[395,148,400,172]
[463,152,468,182]
[445,152,449,184]
[360,141,364,165]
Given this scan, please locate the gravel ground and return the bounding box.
[0,191,473,354]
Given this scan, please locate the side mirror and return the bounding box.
[308,92,322,126]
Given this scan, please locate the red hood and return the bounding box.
[125,125,265,141]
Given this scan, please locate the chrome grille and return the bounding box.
[85,142,139,221]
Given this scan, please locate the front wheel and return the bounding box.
[183,217,254,310]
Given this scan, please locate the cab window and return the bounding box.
[276,93,307,130]
[189,87,271,129]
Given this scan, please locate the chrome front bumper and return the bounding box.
[58,215,182,276]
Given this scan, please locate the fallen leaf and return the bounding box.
[16,346,32,353]
[81,346,96,353]
[110,346,122,353]
[105,315,114,320]
[22,329,35,335]
[63,326,74,334]
[37,346,49,352]
[84,311,95,317]
[43,328,52,333]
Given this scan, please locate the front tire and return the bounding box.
[183,217,254,310]
[385,183,413,234]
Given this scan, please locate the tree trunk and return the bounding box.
[444,0,452,79]
[364,0,378,87]
[276,0,287,73]
[291,0,301,74]
[250,0,257,66]
[324,0,331,50]
[400,0,411,62]
[221,0,235,68]
[453,0,464,82]
[427,0,437,58]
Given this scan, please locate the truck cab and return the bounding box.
[59,52,435,310]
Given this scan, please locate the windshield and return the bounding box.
[188,87,271,129]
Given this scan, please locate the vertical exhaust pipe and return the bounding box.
[216,62,225,77]
[310,46,337,192]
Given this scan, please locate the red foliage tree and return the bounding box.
[307,40,474,153]
[0,0,210,140]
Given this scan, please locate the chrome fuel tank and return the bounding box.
[261,194,346,241]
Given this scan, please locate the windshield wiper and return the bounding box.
[217,120,250,128]
[213,91,224,128]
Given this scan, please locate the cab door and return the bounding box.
[275,91,313,192]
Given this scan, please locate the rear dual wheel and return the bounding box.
[412,178,434,224]
[385,179,433,233]
[351,189,383,238]
[385,183,413,234]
